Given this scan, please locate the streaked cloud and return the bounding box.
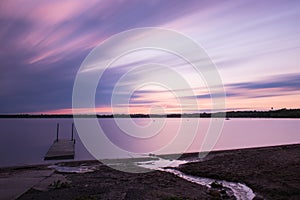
[228,73,300,91]
[0,0,299,113]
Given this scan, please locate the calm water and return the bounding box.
[0,118,299,167]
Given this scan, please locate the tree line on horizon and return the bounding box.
[0,108,300,118]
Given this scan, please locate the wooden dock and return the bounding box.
[44,139,75,160]
[44,123,76,160]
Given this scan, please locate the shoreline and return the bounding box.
[1,143,299,199]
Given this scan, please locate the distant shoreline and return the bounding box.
[1,108,300,118]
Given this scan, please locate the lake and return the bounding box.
[0,118,299,167]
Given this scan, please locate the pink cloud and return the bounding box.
[1,1,113,65]
[27,31,101,65]
[0,0,97,25]
[30,1,88,25]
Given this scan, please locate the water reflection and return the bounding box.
[0,118,299,167]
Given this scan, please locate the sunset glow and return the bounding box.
[1,0,299,114]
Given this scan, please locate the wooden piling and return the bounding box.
[71,123,74,141]
[56,123,59,142]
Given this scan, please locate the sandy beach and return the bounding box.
[1,144,299,200]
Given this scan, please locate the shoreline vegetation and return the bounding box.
[1,108,300,118]
[7,143,299,200]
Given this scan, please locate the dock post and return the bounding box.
[56,123,59,141]
[71,123,74,141]
[44,122,75,160]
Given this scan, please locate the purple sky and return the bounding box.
[0,0,300,114]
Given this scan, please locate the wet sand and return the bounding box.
[2,144,299,200]
[16,163,212,200]
[179,144,300,200]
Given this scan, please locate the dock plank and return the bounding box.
[44,139,75,160]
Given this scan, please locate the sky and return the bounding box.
[0,0,300,114]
